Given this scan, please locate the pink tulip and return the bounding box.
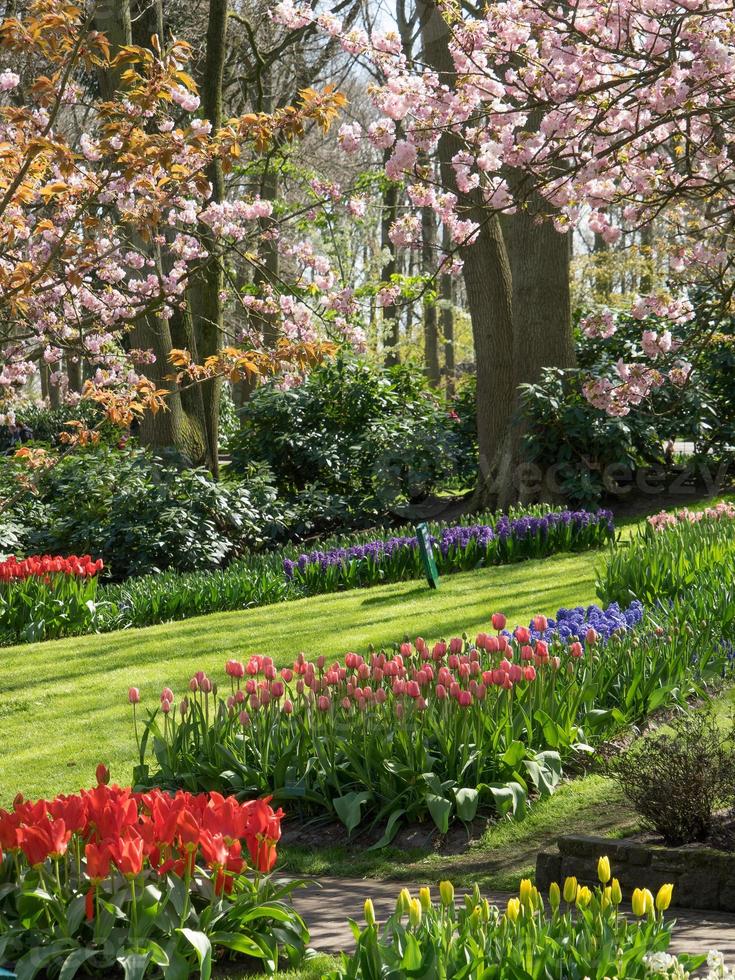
[283,699,293,714]
[585,628,598,646]
[341,697,351,710]
[249,694,260,711]
[515,626,531,644]
[160,687,173,703]
[128,687,140,704]
[226,660,245,678]
[271,681,285,699]
[189,678,199,692]
[407,680,421,698]
[317,655,326,670]
[524,666,537,682]
[458,690,472,707]
[509,664,522,683]
[239,710,250,727]
[492,668,505,686]
[551,656,561,670]
[376,687,387,704]
[521,645,534,661]
[436,683,447,699]
[201,677,212,694]
[476,683,487,700]
[476,632,488,649]
[486,635,500,653]
[317,695,331,711]
[569,642,583,659]
[449,637,463,655]
[161,699,171,714]
[533,615,548,632]
[226,695,235,709]
[281,668,293,682]
[492,613,506,631]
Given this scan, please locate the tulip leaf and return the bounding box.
[454,787,479,822]
[59,948,99,980]
[367,808,406,850]
[333,791,372,833]
[177,928,212,980]
[426,793,452,833]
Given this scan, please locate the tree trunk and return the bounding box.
[418,0,515,506]
[93,0,132,98]
[66,353,82,394]
[94,0,211,468]
[186,0,228,476]
[440,224,455,394]
[381,150,400,365]
[422,204,440,385]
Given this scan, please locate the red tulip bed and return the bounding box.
[0,554,104,643]
[131,604,724,842]
[0,771,307,979]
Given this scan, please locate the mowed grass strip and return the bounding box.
[0,551,599,802]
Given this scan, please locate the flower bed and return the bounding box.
[329,861,709,979]
[0,553,104,642]
[0,771,308,978]
[598,517,735,610]
[284,508,614,593]
[131,600,720,841]
[648,501,735,531]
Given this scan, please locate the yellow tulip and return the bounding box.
[519,878,533,908]
[409,898,422,928]
[563,876,578,903]
[364,898,376,927]
[397,888,412,916]
[506,897,521,923]
[575,885,593,908]
[439,881,454,907]
[419,886,432,912]
[643,888,655,915]
[611,878,622,905]
[601,886,612,910]
[597,856,611,885]
[631,888,647,917]
[656,883,674,912]
[549,882,561,910]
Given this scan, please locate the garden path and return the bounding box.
[290,877,735,960]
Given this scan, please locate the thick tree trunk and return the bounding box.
[185,0,228,476]
[94,0,212,468]
[66,353,82,394]
[418,0,515,506]
[93,0,132,98]
[381,150,400,365]
[422,204,440,385]
[492,202,575,507]
[440,224,455,394]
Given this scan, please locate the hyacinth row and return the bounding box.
[0,773,304,979]
[129,598,717,837]
[647,502,735,531]
[0,553,104,582]
[283,509,614,593]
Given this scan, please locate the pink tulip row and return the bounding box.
[648,502,735,531]
[131,613,601,722]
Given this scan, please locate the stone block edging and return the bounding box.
[536,834,735,912]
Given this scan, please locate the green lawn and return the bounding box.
[0,549,600,804]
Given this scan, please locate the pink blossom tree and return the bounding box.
[292,0,735,502]
[0,0,350,470]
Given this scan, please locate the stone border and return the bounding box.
[536,834,735,912]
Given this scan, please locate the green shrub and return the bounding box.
[0,399,122,449]
[1,446,290,580]
[604,712,735,846]
[228,356,463,532]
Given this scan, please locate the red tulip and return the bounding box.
[107,833,144,877]
[492,613,506,631]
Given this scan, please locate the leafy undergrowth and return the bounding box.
[278,774,639,892]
